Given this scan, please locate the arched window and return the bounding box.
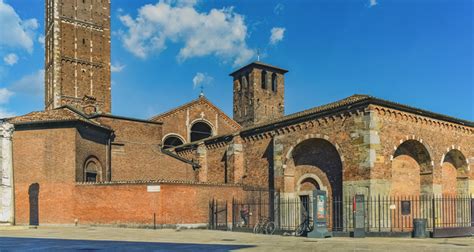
[271,73,277,92]
[190,121,213,142]
[261,70,267,89]
[84,157,102,182]
[242,75,248,90]
[163,135,185,149]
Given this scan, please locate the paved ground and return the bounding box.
[0,226,473,251]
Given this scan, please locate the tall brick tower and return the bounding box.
[45,0,111,114]
[230,61,288,127]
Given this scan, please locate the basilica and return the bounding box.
[0,0,472,228]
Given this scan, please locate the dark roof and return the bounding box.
[89,113,163,125]
[229,61,289,77]
[8,105,111,131]
[242,94,474,133]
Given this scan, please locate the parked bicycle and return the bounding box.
[253,216,276,235]
[295,216,313,236]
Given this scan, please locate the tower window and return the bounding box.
[261,70,267,89]
[163,135,185,149]
[272,73,277,92]
[190,121,213,142]
[82,38,86,45]
[242,75,248,90]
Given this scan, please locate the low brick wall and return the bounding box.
[14,181,244,227]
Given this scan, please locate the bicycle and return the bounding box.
[295,217,313,236]
[253,217,276,235]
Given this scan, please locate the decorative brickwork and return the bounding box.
[45,0,111,113]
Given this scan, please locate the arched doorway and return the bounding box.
[441,149,468,195]
[391,140,433,195]
[291,138,343,199]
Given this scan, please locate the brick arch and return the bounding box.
[296,173,329,193]
[284,134,345,165]
[83,156,103,182]
[390,137,434,195]
[284,136,343,199]
[440,147,469,195]
[390,135,434,169]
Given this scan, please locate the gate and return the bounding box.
[209,199,228,230]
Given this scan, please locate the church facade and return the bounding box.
[0,0,473,228]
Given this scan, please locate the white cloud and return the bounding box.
[0,88,13,104]
[3,53,18,66]
[269,27,285,45]
[38,35,45,45]
[273,3,284,15]
[119,0,255,66]
[0,0,39,53]
[10,69,44,96]
[111,63,126,73]
[192,72,213,88]
[0,107,15,118]
[369,0,378,7]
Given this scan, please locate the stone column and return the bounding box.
[0,122,14,225]
[226,136,243,184]
[196,143,208,182]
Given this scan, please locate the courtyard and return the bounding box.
[0,226,472,251]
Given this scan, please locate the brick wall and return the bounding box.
[14,181,245,226]
[94,116,196,181]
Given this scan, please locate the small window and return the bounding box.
[163,135,184,149]
[190,121,213,142]
[271,73,277,92]
[83,157,101,182]
[82,38,86,45]
[261,70,267,89]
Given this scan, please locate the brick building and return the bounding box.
[0,0,473,228]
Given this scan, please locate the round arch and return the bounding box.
[162,133,186,149]
[285,137,343,198]
[391,139,433,195]
[189,119,214,142]
[83,156,103,182]
[441,148,469,195]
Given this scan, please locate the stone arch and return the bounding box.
[83,156,102,182]
[391,139,433,195]
[285,137,343,199]
[441,148,469,195]
[296,173,328,193]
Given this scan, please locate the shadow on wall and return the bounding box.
[28,183,40,226]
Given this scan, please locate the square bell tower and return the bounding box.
[45,0,111,114]
[230,61,288,127]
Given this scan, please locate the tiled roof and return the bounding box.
[8,105,111,130]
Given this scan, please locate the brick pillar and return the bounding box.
[0,122,14,225]
[196,143,208,182]
[227,136,244,184]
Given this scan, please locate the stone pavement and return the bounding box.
[0,226,473,251]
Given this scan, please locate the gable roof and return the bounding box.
[149,96,241,130]
[7,105,111,131]
[229,61,289,77]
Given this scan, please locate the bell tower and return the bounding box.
[45,0,111,114]
[230,61,288,127]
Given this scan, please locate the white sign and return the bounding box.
[147,185,161,192]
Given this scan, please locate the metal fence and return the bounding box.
[223,194,473,236]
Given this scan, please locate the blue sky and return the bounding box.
[0,0,472,120]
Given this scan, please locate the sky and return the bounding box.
[0,0,472,121]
